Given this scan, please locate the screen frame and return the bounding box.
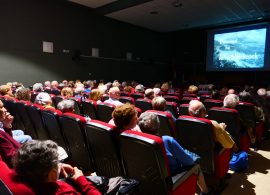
[206,23,270,72]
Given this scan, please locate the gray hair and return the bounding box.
[135,84,145,93]
[35,92,52,105]
[33,83,43,91]
[138,112,160,134]
[223,94,239,108]
[257,88,266,96]
[13,140,59,183]
[57,99,75,113]
[152,96,166,111]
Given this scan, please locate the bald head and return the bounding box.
[188,100,206,118]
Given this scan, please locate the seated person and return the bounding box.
[134,84,145,93]
[61,87,74,98]
[0,100,32,144]
[32,83,44,92]
[15,88,31,101]
[152,96,176,120]
[89,89,102,104]
[57,99,76,113]
[189,100,237,151]
[109,104,141,132]
[144,88,154,100]
[12,140,101,195]
[0,85,14,98]
[138,112,210,195]
[224,94,256,144]
[35,92,55,109]
[104,87,123,106]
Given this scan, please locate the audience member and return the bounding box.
[57,99,75,113]
[15,88,31,101]
[152,96,176,119]
[35,92,54,109]
[104,87,123,106]
[109,104,140,132]
[134,84,144,93]
[138,112,210,195]
[0,100,32,144]
[0,85,14,98]
[189,100,237,151]
[144,88,154,100]
[61,87,73,98]
[32,83,43,92]
[12,140,101,195]
[89,89,102,104]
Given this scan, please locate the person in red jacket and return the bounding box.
[12,140,101,195]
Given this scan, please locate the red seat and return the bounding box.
[96,102,115,122]
[135,98,152,112]
[166,101,178,118]
[208,107,249,151]
[179,104,189,116]
[0,161,35,195]
[203,99,223,112]
[120,130,198,195]
[59,113,93,171]
[130,93,144,100]
[119,96,135,104]
[85,120,124,177]
[25,104,49,140]
[176,115,231,178]
[164,95,179,104]
[81,100,97,119]
[41,109,69,153]
[180,97,198,104]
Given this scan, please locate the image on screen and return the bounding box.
[213,28,267,69]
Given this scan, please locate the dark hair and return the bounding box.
[13,140,59,183]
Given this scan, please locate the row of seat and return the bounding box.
[1,96,199,194]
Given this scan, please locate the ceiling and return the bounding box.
[68,0,270,32]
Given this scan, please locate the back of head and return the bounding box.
[138,112,160,135]
[35,92,52,106]
[109,87,120,99]
[188,99,206,118]
[145,88,154,100]
[135,84,144,93]
[51,81,59,88]
[13,140,59,183]
[57,99,75,113]
[15,88,31,101]
[61,87,73,97]
[32,83,43,92]
[223,94,239,108]
[89,89,101,101]
[187,85,198,94]
[257,88,266,96]
[152,96,166,111]
[153,88,161,97]
[112,104,137,130]
[0,85,12,95]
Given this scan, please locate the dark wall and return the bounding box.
[0,0,171,86]
[170,28,270,87]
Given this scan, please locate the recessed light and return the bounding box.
[257,17,263,20]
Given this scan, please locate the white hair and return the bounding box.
[223,94,239,108]
[57,99,75,112]
[33,83,43,91]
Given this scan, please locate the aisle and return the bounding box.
[221,138,270,195]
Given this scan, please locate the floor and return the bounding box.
[220,138,270,195]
